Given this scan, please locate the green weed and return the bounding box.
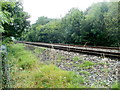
[72,56,83,61]
[79,61,95,68]
[8,43,87,88]
[111,82,120,89]
[58,55,65,60]
[34,47,46,54]
[8,44,38,70]
[102,68,110,73]
[79,71,90,75]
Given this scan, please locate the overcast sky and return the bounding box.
[22,0,110,24]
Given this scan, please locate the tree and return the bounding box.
[1,1,30,39]
[0,0,14,33]
[104,2,119,46]
[83,2,109,46]
[35,16,53,25]
[62,8,85,44]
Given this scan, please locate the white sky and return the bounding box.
[22,0,110,24]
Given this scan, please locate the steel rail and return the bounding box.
[17,41,120,59]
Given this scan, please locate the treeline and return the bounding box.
[21,2,119,46]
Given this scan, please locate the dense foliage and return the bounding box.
[22,2,119,47]
[0,0,30,40]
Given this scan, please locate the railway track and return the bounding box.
[17,41,120,59]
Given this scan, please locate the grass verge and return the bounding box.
[8,43,87,88]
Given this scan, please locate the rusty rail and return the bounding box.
[17,41,120,59]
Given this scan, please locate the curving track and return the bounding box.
[17,41,120,59]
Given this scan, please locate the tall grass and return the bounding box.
[8,43,87,88]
